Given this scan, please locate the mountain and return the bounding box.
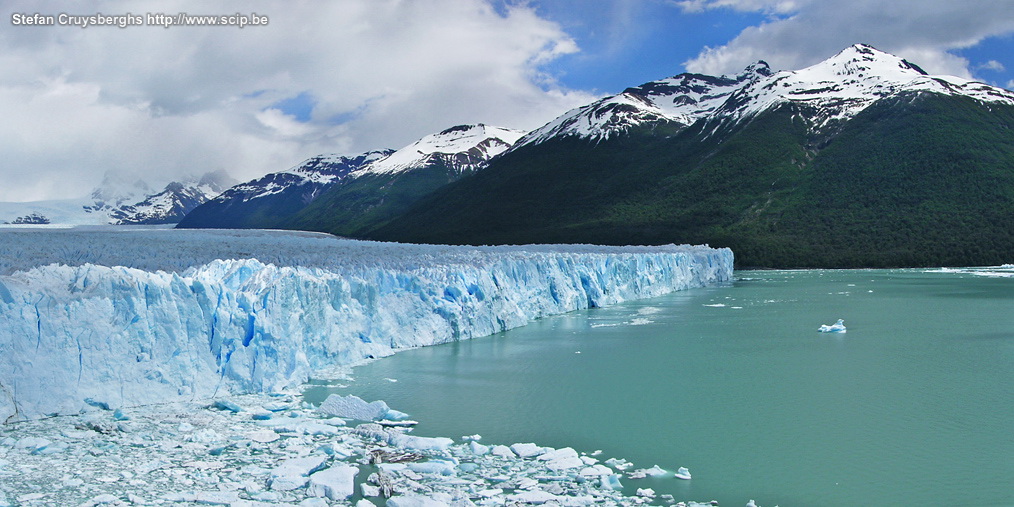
[365,45,1014,268]
[109,170,237,225]
[178,124,525,233]
[281,124,525,236]
[0,170,236,226]
[175,151,391,229]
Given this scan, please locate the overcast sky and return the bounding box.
[3,0,1014,201]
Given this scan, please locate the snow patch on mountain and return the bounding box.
[730,44,1014,127]
[218,151,392,205]
[362,124,526,176]
[518,63,772,147]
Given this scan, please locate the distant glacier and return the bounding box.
[0,228,732,423]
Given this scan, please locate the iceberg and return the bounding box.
[818,319,847,333]
[0,228,733,422]
[674,466,692,480]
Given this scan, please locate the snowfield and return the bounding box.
[0,227,733,423]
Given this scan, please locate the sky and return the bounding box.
[3,0,1014,201]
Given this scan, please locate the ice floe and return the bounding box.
[818,319,847,333]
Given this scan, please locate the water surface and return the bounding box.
[308,269,1014,506]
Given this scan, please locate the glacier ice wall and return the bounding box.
[0,228,732,423]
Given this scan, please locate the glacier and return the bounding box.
[0,227,732,423]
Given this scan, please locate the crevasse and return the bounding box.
[0,235,732,423]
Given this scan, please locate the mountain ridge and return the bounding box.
[0,170,236,226]
[177,124,524,231]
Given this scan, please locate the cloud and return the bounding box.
[674,0,801,15]
[679,0,1014,78]
[978,60,1006,72]
[0,0,596,201]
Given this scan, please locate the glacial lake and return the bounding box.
[306,268,1013,506]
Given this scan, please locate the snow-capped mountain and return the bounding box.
[0,170,236,226]
[362,124,526,175]
[109,170,237,225]
[177,124,526,230]
[370,45,1014,268]
[175,151,392,229]
[220,151,392,205]
[517,44,1014,147]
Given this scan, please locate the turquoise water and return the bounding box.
[306,269,1014,506]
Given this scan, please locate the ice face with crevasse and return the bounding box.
[0,227,732,423]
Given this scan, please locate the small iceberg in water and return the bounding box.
[818,319,846,333]
[674,466,692,480]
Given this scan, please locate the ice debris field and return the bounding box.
[1,390,724,507]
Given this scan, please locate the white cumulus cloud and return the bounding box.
[0,0,596,201]
[679,0,1014,79]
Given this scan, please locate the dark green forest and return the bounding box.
[364,93,1014,268]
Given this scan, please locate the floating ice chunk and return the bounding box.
[163,491,240,505]
[510,442,544,458]
[383,409,411,421]
[746,500,759,507]
[407,461,456,475]
[818,319,847,333]
[361,483,381,497]
[317,394,390,421]
[356,500,377,507]
[628,465,668,479]
[262,401,290,412]
[674,466,692,480]
[537,447,578,461]
[81,494,120,506]
[490,445,514,457]
[386,495,449,507]
[15,436,51,451]
[580,465,614,477]
[307,464,358,500]
[299,498,330,507]
[247,429,279,443]
[538,447,584,470]
[604,457,632,470]
[468,440,490,455]
[462,434,482,441]
[269,455,328,490]
[213,400,242,413]
[389,433,454,451]
[508,490,559,504]
[636,488,656,498]
[600,474,623,490]
[317,443,354,459]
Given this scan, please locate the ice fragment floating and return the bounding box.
[818,319,847,333]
